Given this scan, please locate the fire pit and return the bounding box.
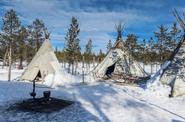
[15,78,74,112]
[15,97,73,113]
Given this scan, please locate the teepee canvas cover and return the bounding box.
[159,35,185,96]
[93,39,148,79]
[154,9,185,97]
[21,39,60,81]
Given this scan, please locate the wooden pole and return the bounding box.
[33,79,36,99]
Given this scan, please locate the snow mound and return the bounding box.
[44,69,83,87]
[145,84,171,97]
[145,61,171,97]
[44,73,63,87]
[173,76,185,96]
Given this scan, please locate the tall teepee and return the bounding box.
[93,24,148,80]
[21,39,60,81]
[157,9,185,97]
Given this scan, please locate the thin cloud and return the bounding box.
[0,0,184,53]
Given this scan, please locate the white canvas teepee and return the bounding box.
[93,39,148,79]
[158,36,185,97]
[147,9,185,97]
[21,39,61,81]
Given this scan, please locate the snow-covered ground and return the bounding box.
[0,64,185,122]
[0,67,24,81]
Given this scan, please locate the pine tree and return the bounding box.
[141,39,146,69]
[0,34,7,61]
[26,36,35,62]
[65,17,80,75]
[170,22,181,50]
[28,19,46,50]
[154,25,169,63]
[17,26,28,69]
[27,19,46,62]
[125,34,138,58]
[1,9,21,81]
[107,40,112,53]
[84,39,93,65]
[148,37,154,74]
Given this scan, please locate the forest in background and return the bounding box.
[0,9,183,75]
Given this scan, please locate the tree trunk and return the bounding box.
[71,56,75,75]
[74,61,78,75]
[19,56,23,69]
[82,56,85,83]
[72,62,74,75]
[8,45,12,81]
[62,61,64,68]
[156,63,158,72]
[2,48,8,69]
[68,63,70,73]
[88,62,90,71]
[93,56,95,67]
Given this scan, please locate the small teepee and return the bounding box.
[157,9,185,97]
[93,24,148,80]
[21,39,60,81]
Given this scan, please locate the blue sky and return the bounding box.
[0,0,185,53]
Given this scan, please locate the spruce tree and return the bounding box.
[65,17,80,75]
[154,25,169,63]
[107,40,112,53]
